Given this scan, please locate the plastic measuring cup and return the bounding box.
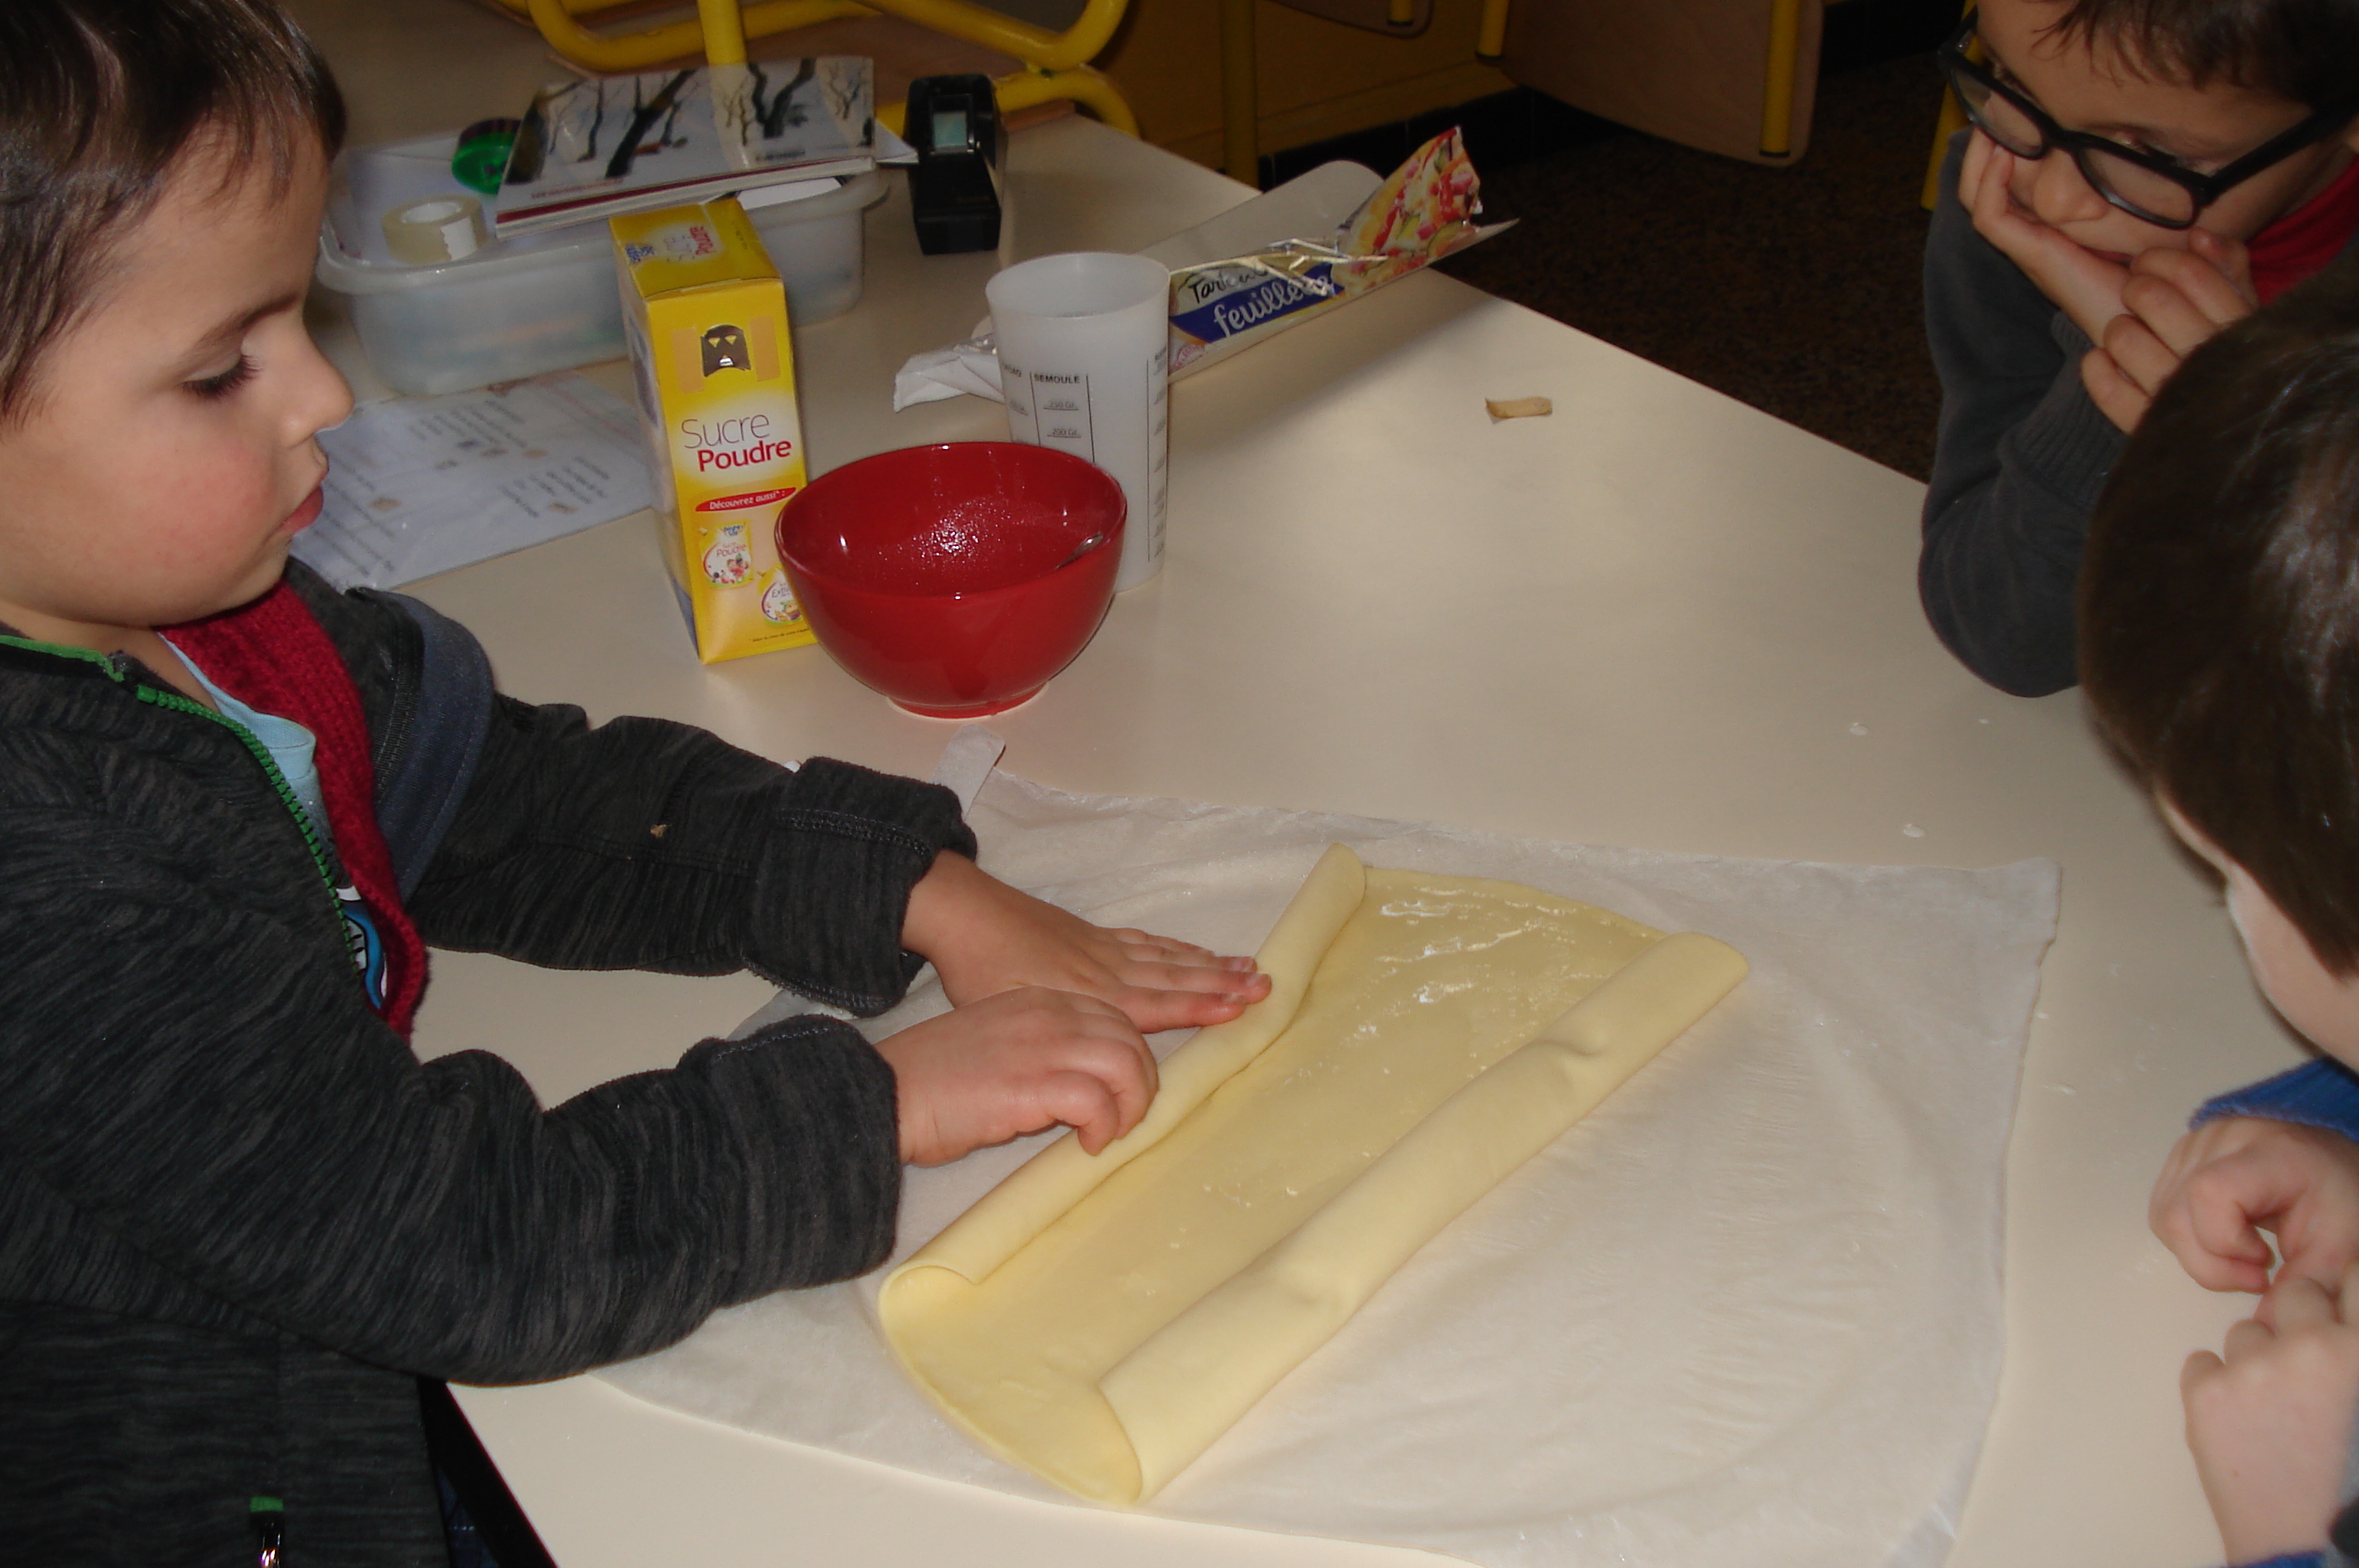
[986,251,1170,591]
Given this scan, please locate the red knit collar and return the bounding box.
[166,580,426,1035]
[2249,153,2359,303]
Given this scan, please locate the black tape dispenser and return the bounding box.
[906,74,1005,255]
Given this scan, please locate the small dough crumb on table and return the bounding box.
[1486,396,1553,420]
[878,844,1747,1504]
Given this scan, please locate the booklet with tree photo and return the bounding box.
[493,57,874,236]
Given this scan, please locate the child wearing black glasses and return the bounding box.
[1918,0,2359,697]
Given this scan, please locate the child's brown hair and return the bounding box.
[2048,0,2359,112]
[2082,260,2359,972]
[0,0,344,422]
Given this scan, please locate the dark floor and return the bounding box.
[1433,54,1951,478]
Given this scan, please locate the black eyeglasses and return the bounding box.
[1937,14,2359,228]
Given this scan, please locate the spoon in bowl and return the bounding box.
[1056,530,1109,571]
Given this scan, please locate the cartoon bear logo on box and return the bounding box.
[670,317,778,389]
[701,323,748,374]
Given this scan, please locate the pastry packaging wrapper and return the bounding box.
[892,129,1512,410]
[612,196,816,663]
[1164,126,1502,376]
[601,766,2058,1568]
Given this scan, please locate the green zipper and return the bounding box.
[1,634,343,916]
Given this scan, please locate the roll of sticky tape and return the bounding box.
[382,195,486,265]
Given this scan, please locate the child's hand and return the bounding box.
[901,852,1270,1034]
[2152,1117,2359,1294]
[875,987,1159,1164]
[1959,130,2131,345]
[2082,234,2256,432]
[2182,1264,2359,1563]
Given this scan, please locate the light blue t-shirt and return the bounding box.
[160,638,387,1010]
[162,637,331,846]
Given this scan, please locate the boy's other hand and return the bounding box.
[901,852,1271,1034]
[2182,1263,2359,1564]
[875,988,1158,1164]
[1960,130,2130,345]
[2152,1116,2359,1293]
[2083,233,2257,433]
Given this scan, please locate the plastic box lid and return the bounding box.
[316,132,883,297]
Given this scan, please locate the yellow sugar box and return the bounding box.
[612,197,813,663]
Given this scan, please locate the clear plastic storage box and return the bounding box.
[316,133,885,396]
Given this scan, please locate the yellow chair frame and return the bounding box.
[1759,0,1803,157]
[1923,83,1969,209]
[498,0,1138,137]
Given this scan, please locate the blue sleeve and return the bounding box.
[2195,1058,2359,1142]
[2233,1555,2328,1568]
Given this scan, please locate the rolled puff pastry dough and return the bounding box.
[877,845,1747,1504]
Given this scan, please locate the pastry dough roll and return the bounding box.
[879,852,1747,1507]
[1102,930,1747,1498]
[883,843,1366,1292]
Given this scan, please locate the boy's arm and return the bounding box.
[2199,1059,2359,1139]
[295,571,968,1015]
[405,703,1266,1029]
[410,694,973,1015]
[0,804,904,1384]
[1919,132,2127,698]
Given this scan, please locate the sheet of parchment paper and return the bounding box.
[600,768,2057,1568]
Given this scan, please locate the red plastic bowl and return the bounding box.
[775,442,1126,719]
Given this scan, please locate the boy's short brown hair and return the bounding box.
[2050,0,2359,112]
[2082,260,2359,972]
[0,0,344,423]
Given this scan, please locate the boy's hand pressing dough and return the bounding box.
[2183,1264,2359,1564]
[877,988,1159,1164]
[1961,132,2131,344]
[902,851,1271,1034]
[2152,1117,2359,1295]
[2082,235,2255,432]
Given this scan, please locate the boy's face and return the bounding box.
[1978,0,2359,258]
[2162,801,2359,1065]
[0,132,351,649]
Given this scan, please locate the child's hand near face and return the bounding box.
[2152,1116,2359,1294]
[876,987,1159,1163]
[2182,1263,2359,1563]
[1959,132,2258,434]
[2083,235,2257,432]
[901,851,1271,1033]
[1962,132,2134,343]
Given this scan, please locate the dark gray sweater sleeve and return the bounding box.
[408,702,975,1016]
[296,572,975,1016]
[1919,132,2127,697]
[0,801,904,1385]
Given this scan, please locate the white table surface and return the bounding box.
[297,7,2294,1564]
